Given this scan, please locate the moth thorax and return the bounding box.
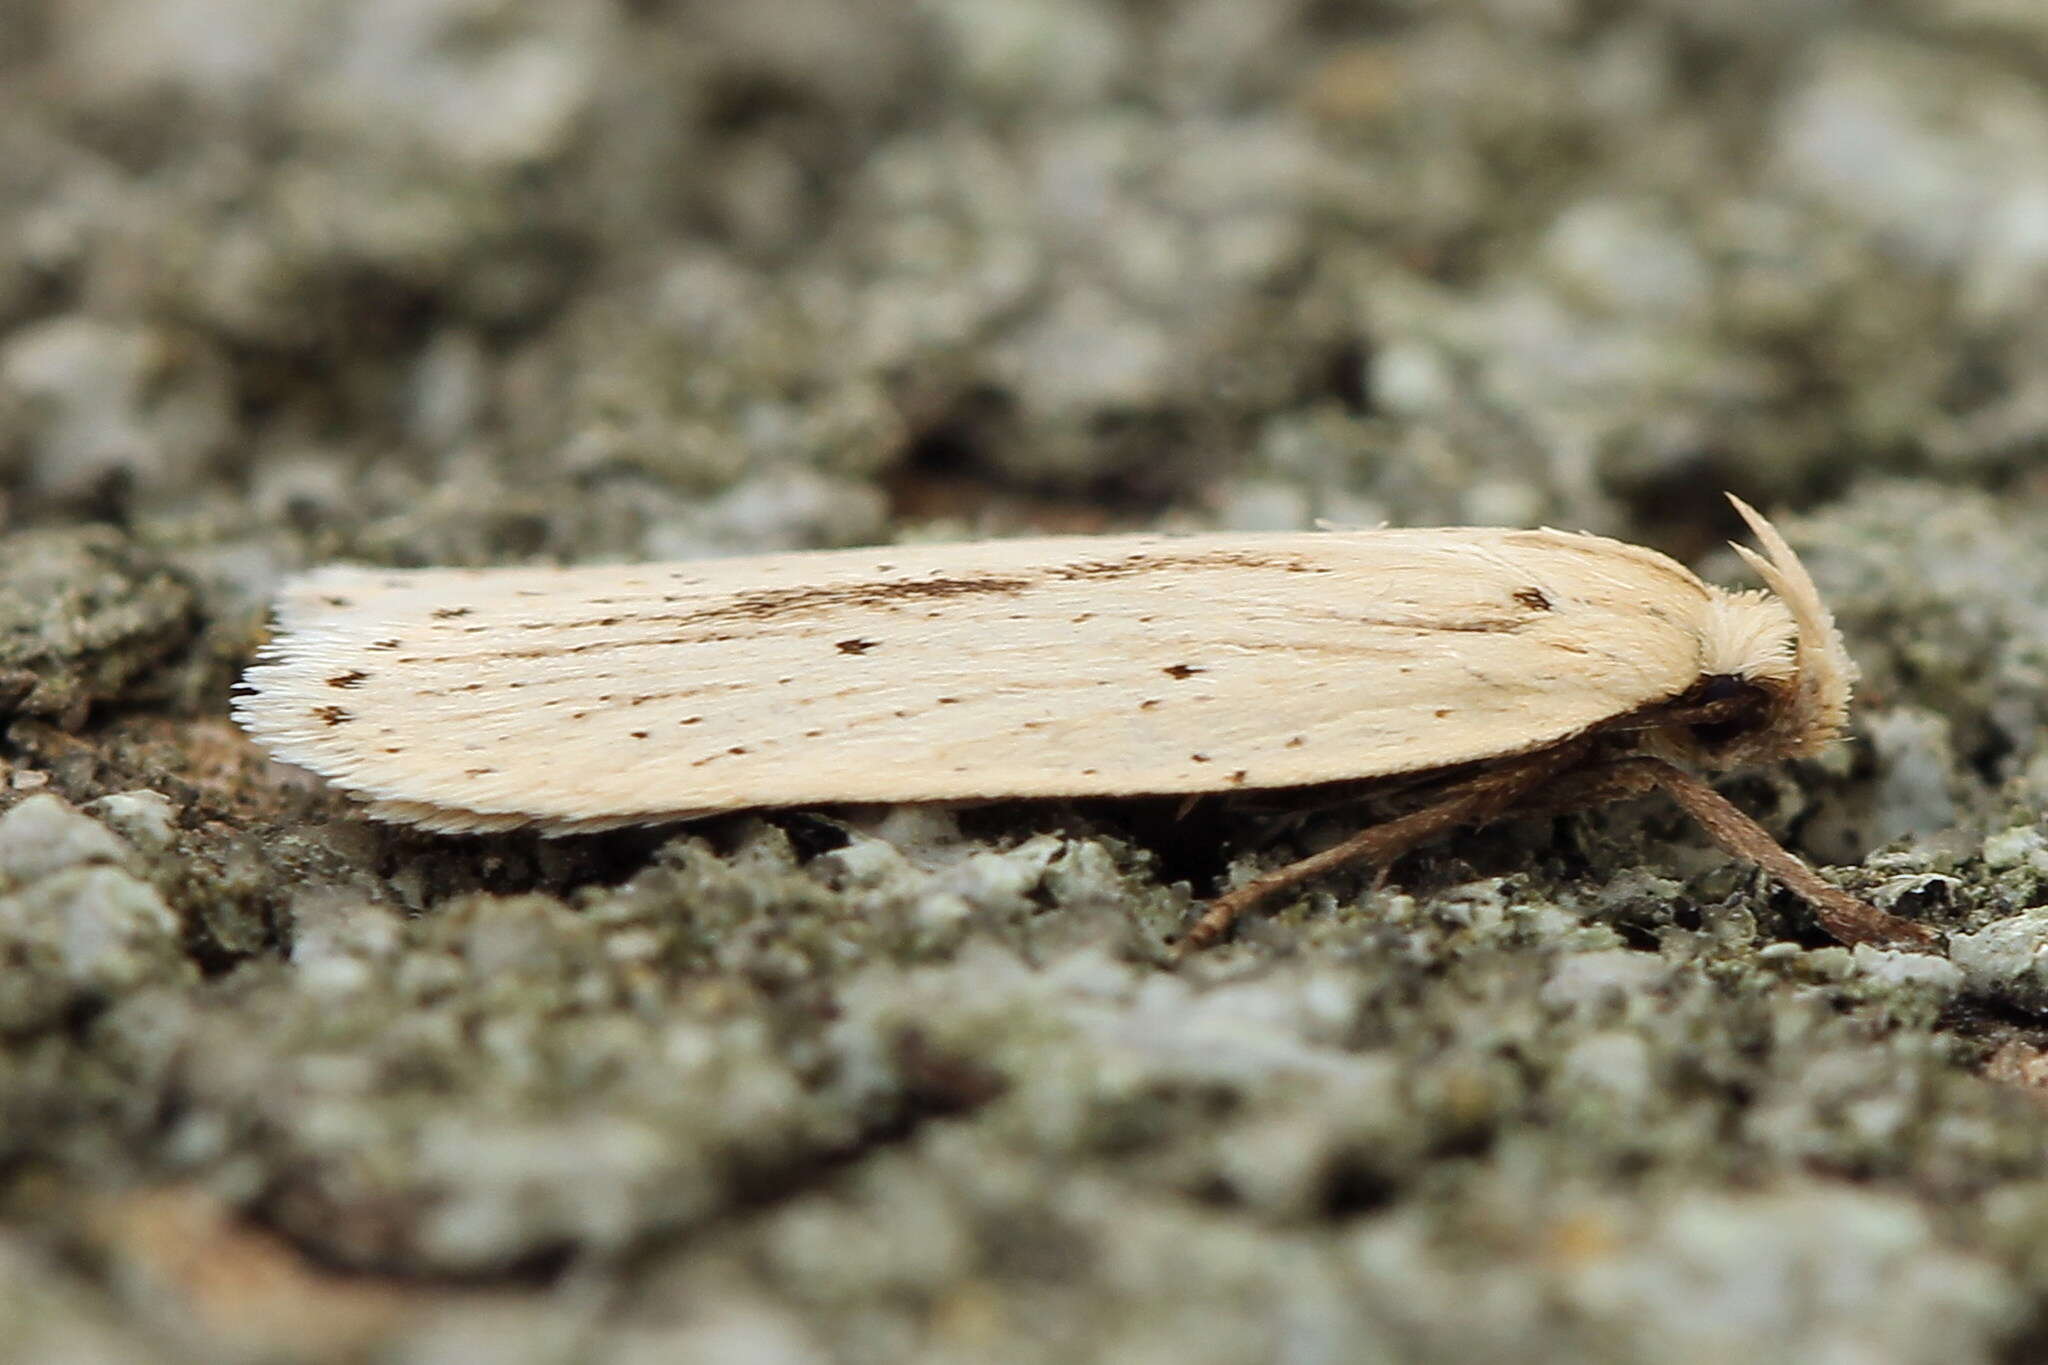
[1696,591,1799,688]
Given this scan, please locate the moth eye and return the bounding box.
[1693,675,1749,704]
[1684,675,1767,750]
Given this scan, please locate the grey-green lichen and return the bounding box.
[4,2,2048,1363]
[0,794,192,1034]
[0,529,195,725]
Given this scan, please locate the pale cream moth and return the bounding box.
[233,496,1932,951]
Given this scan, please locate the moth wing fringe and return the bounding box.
[361,797,724,836]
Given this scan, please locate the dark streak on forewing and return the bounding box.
[431,550,1334,635]
[432,573,1040,639]
[365,549,1563,666]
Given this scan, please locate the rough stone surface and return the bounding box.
[0,791,138,884]
[1953,912,2048,1014]
[0,796,190,1033]
[3,4,2048,1363]
[0,529,196,724]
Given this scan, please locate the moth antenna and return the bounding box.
[1726,495,1855,754]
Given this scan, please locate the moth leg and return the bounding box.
[1174,751,1571,955]
[1619,757,1937,949]
[1173,751,1937,955]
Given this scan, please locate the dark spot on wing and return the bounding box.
[1513,587,1552,611]
[1164,663,1204,680]
[326,670,369,689]
[312,705,353,727]
[433,606,472,619]
[837,638,879,655]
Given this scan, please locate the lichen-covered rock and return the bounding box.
[0,1234,162,1365]
[0,798,190,1033]
[0,315,234,503]
[1554,1188,2018,1361]
[1952,911,2048,1014]
[0,528,195,724]
[0,791,140,885]
[83,789,180,856]
[3,0,2048,1360]
[1802,485,2048,796]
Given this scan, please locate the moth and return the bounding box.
[234,497,1931,951]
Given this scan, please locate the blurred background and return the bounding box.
[8,0,2047,567]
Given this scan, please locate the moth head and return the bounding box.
[1676,496,1856,769]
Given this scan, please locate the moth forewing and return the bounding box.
[234,499,1934,950]
[236,530,1712,827]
